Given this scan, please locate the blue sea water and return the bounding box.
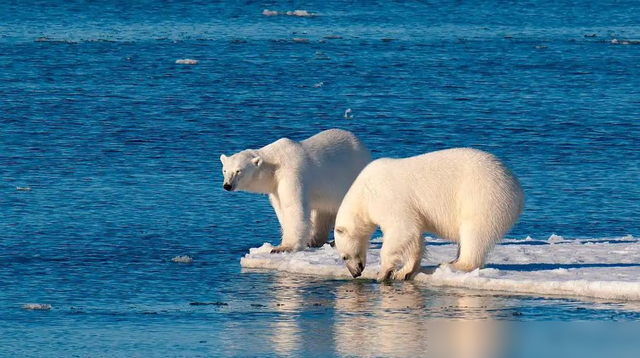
[1,0,639,357]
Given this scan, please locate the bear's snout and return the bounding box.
[346,261,364,278]
[223,183,232,191]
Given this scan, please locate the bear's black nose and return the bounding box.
[223,183,232,191]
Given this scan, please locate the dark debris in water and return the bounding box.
[250,303,265,307]
[189,301,228,306]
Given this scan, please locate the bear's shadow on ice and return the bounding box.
[484,263,640,272]
[419,262,640,274]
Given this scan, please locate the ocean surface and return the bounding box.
[1,0,639,357]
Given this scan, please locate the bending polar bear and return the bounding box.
[334,148,524,281]
[220,129,371,253]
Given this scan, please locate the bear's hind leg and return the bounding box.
[448,223,495,272]
[310,210,335,248]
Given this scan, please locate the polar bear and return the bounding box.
[333,148,524,281]
[220,129,371,253]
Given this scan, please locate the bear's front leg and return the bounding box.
[392,233,424,280]
[269,194,285,227]
[377,236,399,282]
[270,179,311,253]
[377,226,423,281]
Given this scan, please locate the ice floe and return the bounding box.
[241,236,640,301]
[262,9,316,17]
[22,303,52,310]
[171,255,193,263]
[175,59,199,65]
[286,10,313,17]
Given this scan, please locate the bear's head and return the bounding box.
[334,224,370,278]
[220,150,266,193]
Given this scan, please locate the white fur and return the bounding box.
[334,148,524,280]
[221,129,371,252]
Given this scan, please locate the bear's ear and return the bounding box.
[251,156,263,167]
[220,154,227,165]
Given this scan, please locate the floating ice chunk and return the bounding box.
[242,237,640,301]
[263,9,315,17]
[344,108,354,119]
[314,51,330,60]
[22,303,52,310]
[171,255,193,263]
[286,10,313,17]
[16,186,31,191]
[313,81,324,88]
[175,59,198,65]
[611,38,640,45]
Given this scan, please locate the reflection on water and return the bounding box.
[244,273,640,357]
[269,272,305,356]
[262,274,510,357]
[334,281,508,358]
[334,282,429,357]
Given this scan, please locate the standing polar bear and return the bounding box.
[334,148,524,281]
[220,129,371,253]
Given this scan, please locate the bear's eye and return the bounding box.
[341,255,349,261]
[236,170,241,174]
[223,170,226,173]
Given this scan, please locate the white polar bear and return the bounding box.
[220,129,371,253]
[333,148,524,281]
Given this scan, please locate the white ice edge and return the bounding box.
[262,9,315,17]
[171,255,193,263]
[241,236,640,301]
[175,59,198,65]
[22,303,52,310]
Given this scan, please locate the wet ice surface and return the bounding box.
[243,236,640,301]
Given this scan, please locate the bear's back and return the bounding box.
[300,129,370,167]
